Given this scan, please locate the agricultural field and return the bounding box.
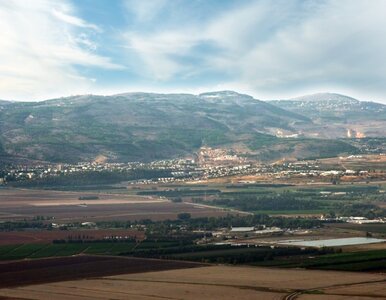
[0,264,385,299]
[0,188,230,222]
[0,180,385,299]
[254,248,386,272]
[0,239,190,261]
[327,223,386,235]
[0,256,204,289]
[131,181,386,217]
[0,229,145,245]
[0,242,133,260]
[316,154,386,171]
[1,235,382,273]
[126,238,386,273]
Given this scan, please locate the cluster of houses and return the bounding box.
[211,226,285,239]
[2,150,385,185]
[320,215,385,224]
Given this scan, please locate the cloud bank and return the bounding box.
[0,0,122,100]
[123,0,386,101]
[1,0,386,102]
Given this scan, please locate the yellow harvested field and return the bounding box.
[31,198,165,206]
[299,295,379,300]
[322,282,386,298]
[0,189,164,206]
[0,188,229,222]
[0,281,284,300]
[1,265,385,300]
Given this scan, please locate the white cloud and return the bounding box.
[0,0,122,101]
[124,0,167,22]
[122,0,386,101]
[3,0,386,102]
[124,30,200,80]
[236,1,386,96]
[52,8,100,31]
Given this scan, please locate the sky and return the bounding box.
[1,0,386,102]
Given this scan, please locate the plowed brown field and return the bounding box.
[0,264,385,300]
[0,189,229,222]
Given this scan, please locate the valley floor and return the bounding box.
[0,263,385,299]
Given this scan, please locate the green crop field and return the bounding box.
[254,249,386,272]
[329,223,386,234]
[316,259,386,271]
[2,244,46,260]
[0,242,137,261]
[136,241,181,250]
[30,244,68,258]
[0,245,20,256]
[108,243,137,254]
[83,243,115,254]
[54,244,89,256]
[171,247,267,260]
[252,210,326,215]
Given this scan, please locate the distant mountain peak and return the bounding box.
[0,99,12,104]
[199,90,251,98]
[288,93,360,103]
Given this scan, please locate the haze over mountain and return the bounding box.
[269,93,386,139]
[1,91,383,164]
[271,93,386,117]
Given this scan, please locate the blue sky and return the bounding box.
[1,0,386,102]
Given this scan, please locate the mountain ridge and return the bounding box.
[286,92,360,103]
[0,91,312,163]
[0,90,381,164]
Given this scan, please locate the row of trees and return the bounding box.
[8,169,172,187]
